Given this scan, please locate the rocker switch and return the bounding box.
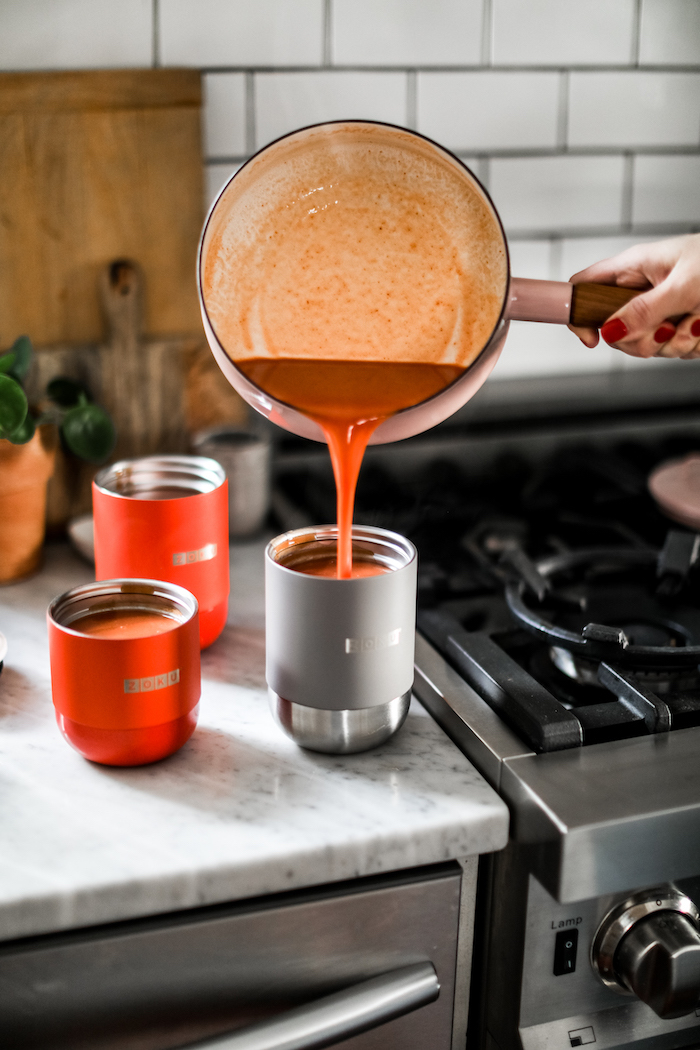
[554,928,578,975]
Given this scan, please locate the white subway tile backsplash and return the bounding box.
[640,0,700,66]
[255,72,406,149]
[569,73,700,149]
[203,74,247,158]
[490,156,625,233]
[417,72,559,152]
[492,320,616,379]
[492,0,635,67]
[160,0,324,68]
[507,240,553,280]
[559,236,647,281]
[205,162,243,211]
[0,0,152,70]
[632,155,700,225]
[332,0,482,67]
[5,0,698,390]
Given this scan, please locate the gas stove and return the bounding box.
[272,367,700,1050]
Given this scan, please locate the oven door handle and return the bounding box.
[181,961,439,1050]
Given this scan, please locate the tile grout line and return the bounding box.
[323,0,332,67]
[557,70,569,151]
[245,72,256,155]
[478,156,490,192]
[204,146,700,162]
[621,153,635,230]
[631,0,643,66]
[195,63,700,75]
[549,237,563,282]
[406,70,417,130]
[152,0,160,68]
[505,220,700,240]
[480,0,493,67]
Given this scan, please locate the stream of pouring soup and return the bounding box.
[202,124,507,577]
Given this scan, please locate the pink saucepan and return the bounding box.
[198,120,644,444]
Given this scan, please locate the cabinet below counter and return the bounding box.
[0,539,508,943]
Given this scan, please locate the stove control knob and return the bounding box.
[617,911,700,1018]
[592,889,700,1020]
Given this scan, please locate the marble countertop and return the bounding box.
[0,539,508,943]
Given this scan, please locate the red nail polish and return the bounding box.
[600,318,628,344]
[692,320,700,337]
[654,325,675,344]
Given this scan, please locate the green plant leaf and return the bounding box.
[6,412,36,444]
[61,403,116,463]
[9,336,32,380]
[46,376,90,408]
[0,352,16,375]
[0,373,28,439]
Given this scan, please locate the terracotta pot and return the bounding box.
[0,426,57,583]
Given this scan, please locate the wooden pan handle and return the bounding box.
[570,283,642,327]
[570,282,685,328]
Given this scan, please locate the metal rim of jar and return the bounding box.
[266,524,417,576]
[48,579,199,637]
[93,455,226,500]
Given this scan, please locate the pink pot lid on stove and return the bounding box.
[649,453,700,530]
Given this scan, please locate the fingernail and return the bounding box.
[654,325,675,344]
[600,318,628,344]
[691,320,700,337]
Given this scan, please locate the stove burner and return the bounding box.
[547,646,700,696]
[505,542,700,670]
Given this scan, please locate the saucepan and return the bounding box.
[198,120,641,445]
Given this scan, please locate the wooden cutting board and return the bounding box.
[0,69,205,346]
[0,70,249,528]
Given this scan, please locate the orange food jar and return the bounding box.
[48,579,201,766]
[93,456,229,648]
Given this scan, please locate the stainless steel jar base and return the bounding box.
[269,690,411,754]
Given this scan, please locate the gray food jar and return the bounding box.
[265,525,417,754]
[191,427,271,538]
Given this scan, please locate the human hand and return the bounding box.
[568,233,700,359]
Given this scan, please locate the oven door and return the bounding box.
[0,862,462,1050]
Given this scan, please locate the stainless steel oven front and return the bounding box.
[0,861,466,1050]
[416,635,700,1050]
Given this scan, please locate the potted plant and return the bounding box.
[0,336,115,582]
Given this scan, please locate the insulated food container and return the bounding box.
[266,525,417,753]
[48,579,200,766]
[93,455,229,649]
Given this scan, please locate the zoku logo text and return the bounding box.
[124,669,180,693]
[345,628,401,653]
[172,543,217,566]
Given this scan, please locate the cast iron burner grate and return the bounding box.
[419,532,700,752]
